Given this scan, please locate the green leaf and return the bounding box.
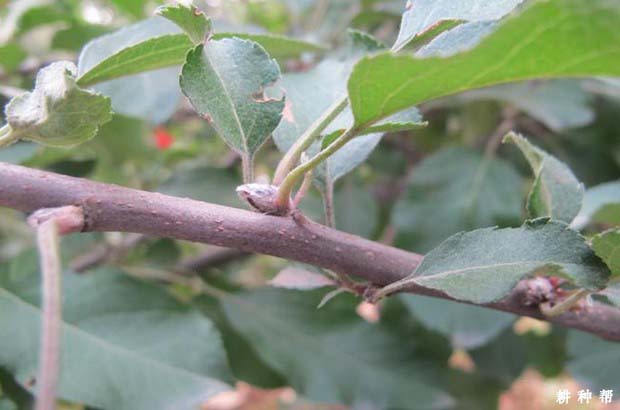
[0,253,231,410]
[212,33,326,59]
[572,180,620,229]
[109,0,147,18]
[393,146,523,252]
[458,80,594,132]
[591,229,620,277]
[567,331,620,392]
[180,38,284,157]
[396,219,609,304]
[393,0,524,50]
[5,61,112,147]
[77,34,192,87]
[0,43,26,72]
[400,295,515,349]
[155,3,211,44]
[504,132,584,223]
[221,288,454,409]
[349,0,620,128]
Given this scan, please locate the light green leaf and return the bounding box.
[5,61,112,147]
[572,180,620,229]
[397,219,609,304]
[504,132,584,223]
[401,295,515,349]
[180,38,284,157]
[349,0,620,128]
[0,253,231,410]
[591,229,620,277]
[393,0,524,51]
[393,146,523,252]
[156,3,211,44]
[0,43,26,72]
[221,288,454,409]
[567,331,620,392]
[77,34,192,87]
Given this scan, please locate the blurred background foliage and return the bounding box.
[1,1,620,409]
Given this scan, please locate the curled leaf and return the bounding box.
[5,61,112,147]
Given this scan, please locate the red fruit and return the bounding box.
[153,127,174,150]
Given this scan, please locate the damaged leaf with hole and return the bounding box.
[180,37,285,158]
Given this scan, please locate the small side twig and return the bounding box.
[28,206,84,410]
[321,181,336,228]
[541,288,591,317]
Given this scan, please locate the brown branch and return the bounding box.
[2,162,620,341]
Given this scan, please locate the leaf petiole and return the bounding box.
[275,124,362,210]
[272,95,348,185]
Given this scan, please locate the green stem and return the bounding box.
[272,95,348,185]
[241,153,254,184]
[276,125,360,209]
[541,288,591,317]
[0,124,20,148]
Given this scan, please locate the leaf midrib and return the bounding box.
[415,260,568,280]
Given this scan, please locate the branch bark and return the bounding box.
[2,162,620,341]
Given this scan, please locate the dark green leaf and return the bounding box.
[504,132,584,223]
[180,38,284,157]
[567,331,620,392]
[5,61,112,147]
[393,219,609,304]
[0,254,231,410]
[221,288,454,409]
[401,295,515,349]
[394,147,522,252]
